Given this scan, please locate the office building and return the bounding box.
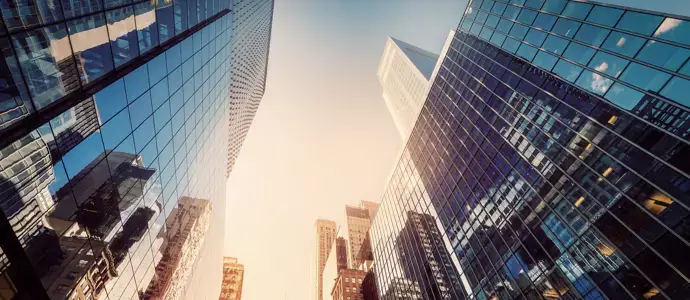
[314,219,337,300]
[336,237,349,273]
[359,200,380,220]
[346,201,380,270]
[218,257,244,300]
[0,1,272,299]
[377,37,439,139]
[371,1,690,300]
[331,269,367,300]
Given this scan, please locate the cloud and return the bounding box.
[655,18,681,36]
[590,62,612,94]
[616,37,626,48]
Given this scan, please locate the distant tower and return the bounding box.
[314,219,337,300]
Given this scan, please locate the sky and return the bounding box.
[223,0,466,299]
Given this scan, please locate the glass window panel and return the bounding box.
[486,15,500,28]
[492,2,507,15]
[653,18,690,46]
[481,0,495,11]
[105,0,132,9]
[497,18,514,33]
[562,2,592,20]
[517,9,537,25]
[470,23,483,36]
[151,78,169,110]
[509,23,529,39]
[636,40,690,71]
[147,55,168,85]
[124,65,150,103]
[604,82,645,110]
[476,11,489,24]
[619,62,671,92]
[503,5,520,20]
[552,18,581,38]
[133,116,155,151]
[524,0,544,9]
[174,0,188,34]
[166,44,182,70]
[135,1,159,54]
[1,0,63,31]
[94,79,127,123]
[12,24,78,108]
[533,50,558,71]
[100,109,132,150]
[574,24,610,47]
[157,0,176,43]
[587,52,629,78]
[106,6,139,67]
[480,27,494,40]
[61,131,106,179]
[167,67,182,95]
[575,70,613,95]
[503,37,521,54]
[67,13,114,84]
[525,29,547,46]
[680,60,690,77]
[491,32,507,46]
[553,59,583,82]
[660,77,690,107]
[563,42,596,65]
[61,0,103,19]
[533,13,557,31]
[128,92,153,129]
[542,0,566,14]
[509,0,525,5]
[517,44,538,61]
[586,6,623,27]
[616,11,664,36]
[543,34,569,55]
[601,31,646,57]
[462,19,473,32]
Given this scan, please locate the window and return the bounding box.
[575,70,613,95]
[516,9,537,25]
[509,23,529,39]
[619,62,671,92]
[525,29,547,46]
[553,59,583,82]
[635,40,690,71]
[552,18,581,38]
[586,6,624,27]
[532,13,557,31]
[541,0,566,14]
[616,11,664,35]
[533,51,558,71]
[542,34,569,55]
[661,77,690,107]
[561,1,592,20]
[588,52,629,78]
[563,42,595,65]
[574,24,610,47]
[654,18,690,45]
[601,31,646,57]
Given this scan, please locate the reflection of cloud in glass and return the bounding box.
[616,36,626,47]
[654,18,681,36]
[590,62,612,94]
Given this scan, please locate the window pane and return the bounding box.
[561,2,592,20]
[486,15,500,28]
[525,29,547,46]
[61,0,103,19]
[492,2,507,15]
[619,62,671,92]
[503,37,520,53]
[552,18,581,38]
[563,42,595,65]
[475,11,488,24]
[497,18,514,33]
[588,52,629,78]
[156,0,176,43]
[653,18,690,46]
[490,32,507,46]
[574,24,610,47]
[509,23,529,39]
[543,34,569,55]
[503,5,520,19]
[1,0,63,31]
[604,83,645,110]
[124,65,150,103]
[533,13,557,31]
[616,11,664,36]
[586,6,623,27]
[517,9,537,25]
[94,79,127,123]
[553,59,583,82]
[533,51,558,71]
[680,60,690,77]
[517,44,538,61]
[524,0,544,9]
[576,70,613,95]
[542,0,566,14]
[128,92,153,129]
[636,40,690,71]
[470,23,482,35]
[660,77,690,107]
[135,1,159,54]
[107,6,139,67]
[67,13,114,84]
[480,27,494,41]
[601,32,646,57]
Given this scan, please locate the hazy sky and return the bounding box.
[223,0,465,299]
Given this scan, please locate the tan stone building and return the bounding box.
[314,219,336,300]
[219,257,244,300]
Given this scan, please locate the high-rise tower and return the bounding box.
[314,219,337,300]
[371,1,690,300]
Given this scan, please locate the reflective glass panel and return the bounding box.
[653,18,690,46]
[541,0,566,14]
[533,13,557,31]
[576,70,613,95]
[574,24,610,47]
[604,82,645,109]
[135,1,160,54]
[586,6,624,27]
[552,18,581,38]
[616,11,664,36]
[107,6,140,67]
[67,13,115,84]
[525,29,547,46]
[587,52,629,78]
[517,43,538,61]
[601,31,646,57]
[661,77,690,107]
[553,59,583,82]
[517,9,537,25]
[563,42,595,65]
[533,50,558,71]
[543,34,569,55]
[561,1,592,20]
[636,40,690,71]
[619,62,671,92]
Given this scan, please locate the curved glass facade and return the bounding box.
[371,1,690,299]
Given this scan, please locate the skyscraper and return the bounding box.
[346,205,375,270]
[219,257,244,300]
[314,219,337,300]
[0,1,272,299]
[371,1,690,300]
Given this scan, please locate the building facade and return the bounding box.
[371,1,690,300]
[315,219,337,300]
[346,206,374,270]
[219,257,244,300]
[331,269,367,300]
[0,0,272,299]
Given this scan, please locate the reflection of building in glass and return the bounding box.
[371,1,690,299]
[142,197,212,300]
[346,204,375,269]
[361,270,379,300]
[218,257,244,300]
[42,99,101,161]
[381,277,422,300]
[314,219,336,300]
[335,237,349,273]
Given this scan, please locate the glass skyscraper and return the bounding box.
[0,0,272,299]
[370,1,690,299]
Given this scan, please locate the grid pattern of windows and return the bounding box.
[371,1,690,300]
[0,7,232,300]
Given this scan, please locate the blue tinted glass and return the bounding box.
[129,92,153,129]
[480,27,494,40]
[481,0,494,11]
[476,11,488,24]
[586,6,623,27]
[533,51,558,70]
[490,32,507,46]
[168,67,183,94]
[147,55,168,85]
[133,116,155,150]
[619,63,671,92]
[497,18,514,32]
[503,5,520,19]
[604,83,645,110]
[543,34,569,55]
[533,13,556,31]
[552,18,581,38]
[151,80,170,109]
[61,0,103,18]
[503,38,520,53]
[510,23,529,39]
[654,18,690,46]
[574,24,610,47]
[101,109,132,149]
[174,0,188,34]
[94,79,127,123]
[486,15,500,28]
[588,52,629,78]
[61,132,105,178]
[154,102,171,132]
[563,43,595,65]
[616,11,664,36]
[525,29,547,46]
[636,40,690,71]
[509,0,525,5]
[492,2,507,15]
[524,0,544,9]
[542,0,566,14]
[680,61,690,76]
[135,1,159,54]
[461,19,473,31]
[67,14,114,83]
[157,1,175,42]
[517,9,537,25]
[470,23,482,35]
[166,44,182,70]
[170,89,184,114]
[553,59,583,82]
[517,44,538,61]
[106,6,139,67]
[661,77,690,107]
[124,65,150,102]
[576,70,613,95]
[562,2,592,20]
[601,32,646,57]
